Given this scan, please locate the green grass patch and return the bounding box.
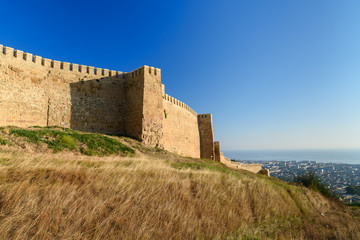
[0,136,10,145]
[171,161,230,173]
[76,161,103,168]
[0,157,12,166]
[51,135,77,151]
[9,128,135,156]
[9,129,42,143]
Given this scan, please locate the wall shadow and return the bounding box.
[69,76,125,135]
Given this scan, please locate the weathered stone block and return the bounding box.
[95,68,102,75]
[71,63,79,71]
[24,52,33,61]
[33,56,42,64]
[87,66,95,74]
[14,50,23,58]
[52,60,61,69]
[102,69,109,76]
[3,47,14,56]
[79,65,87,73]
[61,62,70,70]
[42,58,51,67]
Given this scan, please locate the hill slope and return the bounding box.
[0,127,359,239]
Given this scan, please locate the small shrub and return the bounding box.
[294,171,332,197]
[155,147,165,153]
[347,202,360,207]
[345,185,360,195]
[0,137,10,145]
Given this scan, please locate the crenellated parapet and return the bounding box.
[0,43,171,90]
[123,65,161,80]
[197,113,212,119]
[163,94,197,116]
[0,44,125,78]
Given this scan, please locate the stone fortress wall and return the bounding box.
[162,94,200,157]
[0,44,215,159]
[0,43,265,173]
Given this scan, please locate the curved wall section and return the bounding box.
[162,95,200,158]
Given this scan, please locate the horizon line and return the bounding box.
[222,148,360,152]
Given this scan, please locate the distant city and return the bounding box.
[233,159,360,204]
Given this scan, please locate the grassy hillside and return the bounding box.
[0,127,359,239]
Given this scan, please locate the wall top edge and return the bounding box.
[163,93,197,115]
[0,43,162,76]
[197,113,213,119]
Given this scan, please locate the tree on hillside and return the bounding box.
[294,171,332,197]
[346,185,360,195]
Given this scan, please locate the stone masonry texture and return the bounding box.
[0,44,217,159]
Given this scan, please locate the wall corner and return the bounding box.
[142,65,164,148]
[124,66,164,148]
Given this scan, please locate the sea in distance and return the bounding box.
[223,149,360,165]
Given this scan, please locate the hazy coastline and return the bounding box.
[223,149,360,165]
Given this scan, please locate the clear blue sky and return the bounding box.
[1,0,359,150]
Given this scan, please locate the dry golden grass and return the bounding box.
[0,133,359,239]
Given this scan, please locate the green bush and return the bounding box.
[347,202,360,207]
[294,171,332,197]
[346,185,360,195]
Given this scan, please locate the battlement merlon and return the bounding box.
[163,93,198,116]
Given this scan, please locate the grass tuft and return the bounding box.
[171,161,229,173]
[0,157,12,166]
